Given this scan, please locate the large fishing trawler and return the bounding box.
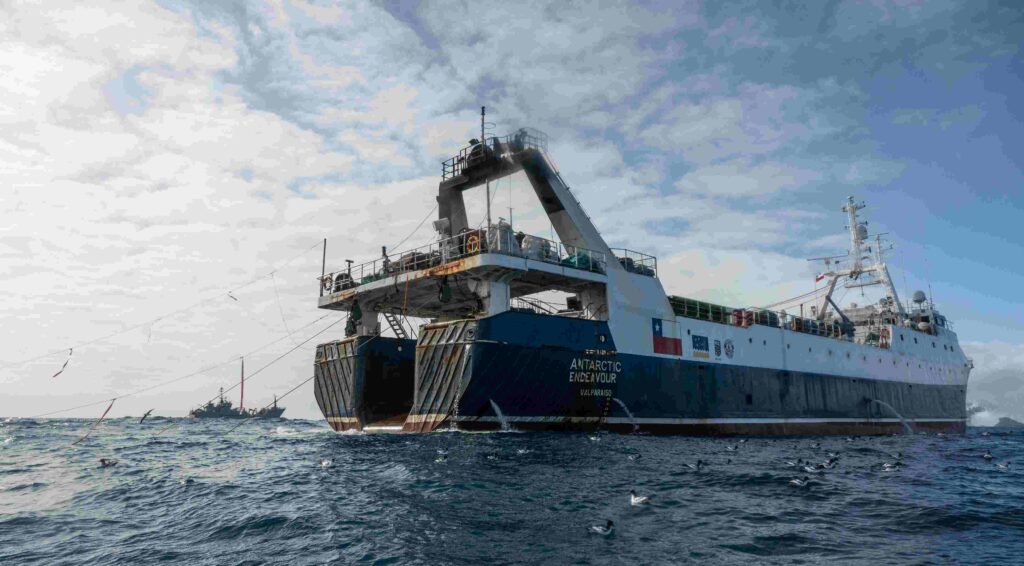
[312,113,970,435]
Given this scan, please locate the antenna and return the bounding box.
[482,106,492,228]
[925,256,935,309]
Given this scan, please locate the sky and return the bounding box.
[2,0,1022,422]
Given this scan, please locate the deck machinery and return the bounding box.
[312,127,970,435]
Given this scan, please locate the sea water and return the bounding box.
[1,418,1022,564]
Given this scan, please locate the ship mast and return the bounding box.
[812,196,906,321]
[482,106,491,228]
[239,356,244,412]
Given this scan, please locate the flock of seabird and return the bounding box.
[77,426,1017,545]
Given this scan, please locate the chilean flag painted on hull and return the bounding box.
[652,318,683,356]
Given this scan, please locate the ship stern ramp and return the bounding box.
[314,335,416,432]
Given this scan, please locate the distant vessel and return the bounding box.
[190,358,285,419]
[313,111,970,435]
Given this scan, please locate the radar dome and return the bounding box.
[912,290,927,304]
[857,224,868,240]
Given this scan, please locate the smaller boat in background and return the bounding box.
[189,358,285,419]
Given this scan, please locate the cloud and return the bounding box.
[675,158,822,198]
[962,341,1024,421]
[1,0,1020,420]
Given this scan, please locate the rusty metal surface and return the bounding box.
[314,338,361,432]
[402,319,477,433]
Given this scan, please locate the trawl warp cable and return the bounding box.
[223,374,315,435]
[2,240,323,372]
[223,325,386,436]
[70,399,115,447]
[271,272,300,346]
[28,314,331,419]
[197,317,344,405]
[386,203,439,255]
[154,316,344,436]
[51,348,72,378]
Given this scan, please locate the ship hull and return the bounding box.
[314,312,967,435]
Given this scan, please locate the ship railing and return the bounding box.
[442,128,549,180]
[669,295,859,341]
[510,296,562,315]
[611,248,657,277]
[319,228,606,296]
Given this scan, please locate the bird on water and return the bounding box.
[589,520,614,536]
[629,490,649,506]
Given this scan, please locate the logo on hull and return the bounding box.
[692,335,709,359]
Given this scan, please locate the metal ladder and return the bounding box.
[383,312,408,339]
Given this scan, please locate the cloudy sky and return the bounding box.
[2,1,1022,421]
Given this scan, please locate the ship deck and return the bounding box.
[317,227,637,318]
[318,250,608,318]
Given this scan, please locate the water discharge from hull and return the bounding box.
[489,399,512,432]
[612,397,640,433]
[869,398,915,434]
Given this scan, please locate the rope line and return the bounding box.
[27,314,331,419]
[388,203,439,255]
[195,317,343,406]
[1,240,322,371]
[223,374,316,435]
[223,321,392,436]
[270,272,300,346]
[153,317,343,436]
[51,348,73,378]
[70,399,115,446]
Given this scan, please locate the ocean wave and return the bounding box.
[0,425,1020,564]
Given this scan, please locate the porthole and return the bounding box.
[900,335,904,341]
[598,334,607,343]
[787,344,791,349]
[763,340,766,346]
[914,337,918,344]
[932,342,936,348]
[687,329,691,336]
[808,347,812,353]
[745,393,753,405]
[749,338,753,344]
[846,352,850,359]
